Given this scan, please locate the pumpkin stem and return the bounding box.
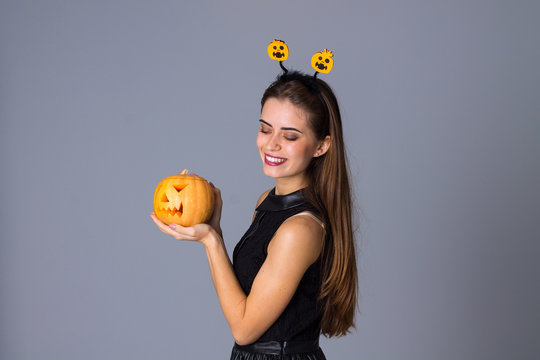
[180,169,189,175]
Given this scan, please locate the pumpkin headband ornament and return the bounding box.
[267,39,333,117]
[267,39,334,78]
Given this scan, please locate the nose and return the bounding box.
[266,133,281,151]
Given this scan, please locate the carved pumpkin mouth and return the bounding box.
[159,202,184,217]
[159,184,187,218]
[273,51,284,58]
[315,62,327,70]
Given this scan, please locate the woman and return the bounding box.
[150,70,357,359]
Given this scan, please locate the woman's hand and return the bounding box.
[207,182,223,237]
[149,213,218,246]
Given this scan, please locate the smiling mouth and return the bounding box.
[265,154,287,166]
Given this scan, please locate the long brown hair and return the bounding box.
[261,71,357,337]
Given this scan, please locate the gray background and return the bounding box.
[1,1,539,359]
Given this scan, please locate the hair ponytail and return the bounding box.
[308,83,357,337]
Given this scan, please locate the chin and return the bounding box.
[262,166,281,179]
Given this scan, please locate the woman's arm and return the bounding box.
[206,215,323,345]
[150,188,324,345]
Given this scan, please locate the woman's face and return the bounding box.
[257,98,327,190]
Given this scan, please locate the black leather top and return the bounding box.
[232,188,325,343]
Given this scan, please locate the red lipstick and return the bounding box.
[264,153,288,166]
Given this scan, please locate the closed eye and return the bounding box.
[259,126,271,134]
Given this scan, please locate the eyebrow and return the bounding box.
[259,119,303,134]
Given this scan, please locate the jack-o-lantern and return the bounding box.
[153,169,215,226]
[311,49,334,74]
[267,39,289,61]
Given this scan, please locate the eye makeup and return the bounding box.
[259,119,304,135]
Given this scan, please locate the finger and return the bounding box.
[150,214,176,234]
[163,225,199,241]
[169,224,199,238]
[209,182,221,192]
[150,214,199,240]
[210,186,222,201]
[165,223,199,240]
[150,213,166,228]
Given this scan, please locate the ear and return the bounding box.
[313,136,331,157]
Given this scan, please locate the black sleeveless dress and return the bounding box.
[230,188,327,360]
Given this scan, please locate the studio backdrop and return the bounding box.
[1,1,539,359]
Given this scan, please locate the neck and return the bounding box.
[275,177,309,195]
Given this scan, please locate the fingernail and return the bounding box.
[169,224,176,230]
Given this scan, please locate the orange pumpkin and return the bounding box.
[153,169,215,226]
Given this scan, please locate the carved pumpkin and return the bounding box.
[311,49,334,74]
[267,39,289,61]
[153,169,215,226]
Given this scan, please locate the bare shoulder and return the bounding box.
[267,213,325,266]
[251,189,272,222]
[255,188,272,208]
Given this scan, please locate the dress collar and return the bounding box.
[256,187,308,212]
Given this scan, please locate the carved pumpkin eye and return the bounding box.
[153,169,214,226]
